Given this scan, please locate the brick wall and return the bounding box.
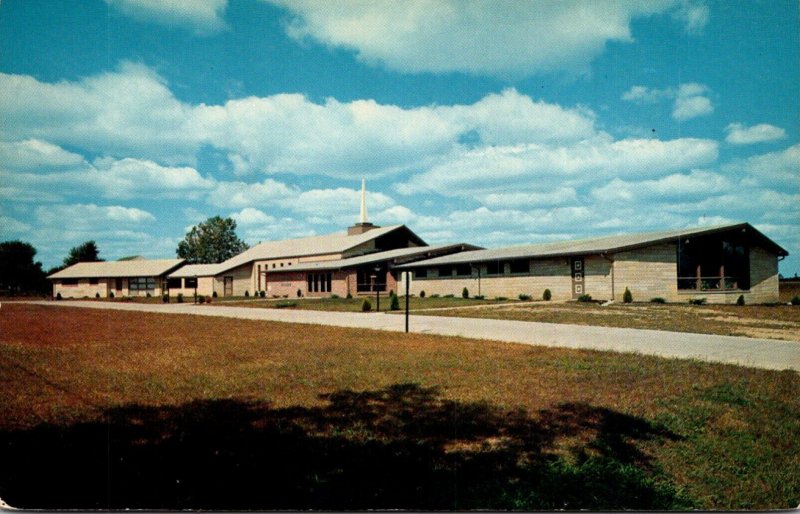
[613,243,677,302]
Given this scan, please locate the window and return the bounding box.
[89,278,99,285]
[307,273,333,293]
[167,278,182,289]
[455,263,472,276]
[438,265,453,278]
[677,235,750,291]
[62,278,78,286]
[414,268,428,279]
[129,277,156,292]
[184,277,197,288]
[486,261,503,275]
[509,259,530,274]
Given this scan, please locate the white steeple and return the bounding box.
[360,177,368,224]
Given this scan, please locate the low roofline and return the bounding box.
[47,259,186,279]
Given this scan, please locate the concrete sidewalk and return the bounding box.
[22,300,800,372]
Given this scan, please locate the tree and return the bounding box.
[64,240,102,267]
[0,241,49,295]
[177,216,249,264]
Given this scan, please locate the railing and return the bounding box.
[677,276,740,291]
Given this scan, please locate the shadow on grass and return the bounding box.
[0,383,691,510]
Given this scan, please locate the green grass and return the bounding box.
[1,304,798,510]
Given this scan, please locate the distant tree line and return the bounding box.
[0,240,102,296]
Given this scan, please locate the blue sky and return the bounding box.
[1,0,798,274]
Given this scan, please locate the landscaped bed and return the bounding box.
[0,303,798,510]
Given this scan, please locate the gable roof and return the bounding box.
[272,243,481,273]
[167,263,222,278]
[396,223,788,268]
[212,224,425,274]
[48,259,185,279]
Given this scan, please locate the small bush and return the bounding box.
[442,294,453,298]
[275,300,297,308]
[56,292,62,300]
[213,291,218,298]
[146,292,152,298]
[205,295,212,304]
[736,294,745,306]
[543,289,552,301]
[283,294,289,298]
[177,293,183,303]
[109,291,114,299]
[431,294,441,298]
[361,298,372,312]
[331,294,340,299]
[623,287,633,303]
[518,293,532,301]
[244,290,249,297]
[650,297,666,304]
[389,289,394,298]
[473,295,485,300]
[577,294,592,302]
[162,293,169,303]
[390,294,400,310]
[260,291,265,298]
[197,295,205,304]
[419,290,426,298]
[792,295,800,305]
[346,292,353,299]
[297,289,302,298]
[95,292,100,299]
[495,296,508,301]
[689,298,707,305]
[462,287,469,299]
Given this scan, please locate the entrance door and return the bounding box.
[571,257,584,299]
[224,276,233,297]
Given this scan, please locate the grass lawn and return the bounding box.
[1,303,798,510]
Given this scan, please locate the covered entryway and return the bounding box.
[224,276,233,297]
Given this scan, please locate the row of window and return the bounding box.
[308,273,333,293]
[414,259,531,279]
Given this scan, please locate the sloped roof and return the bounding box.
[213,224,423,273]
[48,259,185,279]
[168,263,222,278]
[273,243,481,273]
[396,223,788,268]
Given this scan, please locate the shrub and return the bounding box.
[577,294,592,302]
[495,296,508,301]
[297,289,302,298]
[177,293,183,303]
[518,293,532,301]
[146,292,152,298]
[361,298,372,312]
[346,292,353,299]
[623,287,633,303]
[431,294,441,298]
[205,295,212,304]
[331,294,340,299]
[473,295,485,300]
[650,297,666,304]
[736,294,745,306]
[792,295,800,306]
[390,294,400,311]
[244,290,249,297]
[260,291,265,298]
[275,300,297,308]
[213,291,218,298]
[197,295,205,304]
[109,291,114,299]
[419,290,426,298]
[56,292,62,300]
[689,298,707,305]
[462,287,469,299]
[389,289,394,298]
[442,294,453,298]
[162,293,169,303]
[543,289,552,301]
[95,292,100,299]
[283,294,289,298]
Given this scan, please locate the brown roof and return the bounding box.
[48,259,185,279]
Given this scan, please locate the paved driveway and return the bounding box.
[23,300,800,372]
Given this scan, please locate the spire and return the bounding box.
[360,177,368,223]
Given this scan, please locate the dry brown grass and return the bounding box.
[0,303,798,509]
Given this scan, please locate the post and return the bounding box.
[405,271,409,333]
[194,275,198,304]
[375,288,380,312]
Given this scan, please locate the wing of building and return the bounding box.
[48,259,185,298]
[396,222,788,305]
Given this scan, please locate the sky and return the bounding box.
[0,0,798,275]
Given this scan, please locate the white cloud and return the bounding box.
[0,214,31,234]
[622,82,714,121]
[266,0,678,76]
[725,123,786,145]
[480,188,579,208]
[733,143,799,188]
[672,83,713,120]
[590,170,731,203]
[230,207,276,226]
[673,1,709,35]
[207,178,298,208]
[105,0,228,34]
[0,139,86,170]
[35,204,155,229]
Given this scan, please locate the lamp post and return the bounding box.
[404,270,410,333]
[373,264,381,312]
[194,275,198,304]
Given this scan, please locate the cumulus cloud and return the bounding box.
[672,1,709,35]
[266,0,679,76]
[105,0,228,34]
[725,123,786,145]
[207,178,298,208]
[0,139,85,170]
[733,143,799,188]
[590,170,732,203]
[621,82,714,121]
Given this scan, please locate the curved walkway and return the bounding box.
[22,301,800,372]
